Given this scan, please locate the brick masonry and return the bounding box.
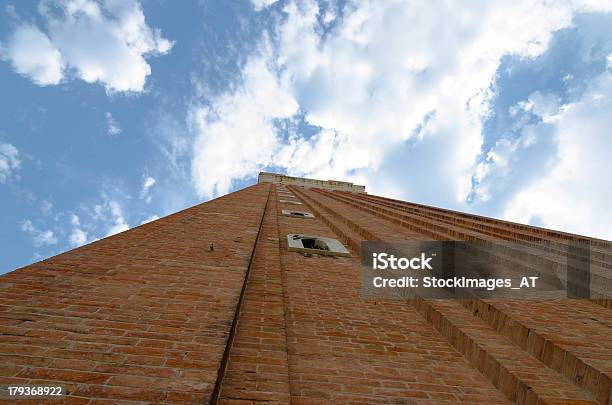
[1,180,610,404]
[0,184,270,403]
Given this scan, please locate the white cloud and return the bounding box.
[70,213,80,226]
[190,53,299,196]
[1,0,173,92]
[503,70,612,240]
[0,24,63,85]
[67,213,88,247]
[190,0,612,206]
[21,220,58,247]
[69,228,88,247]
[272,0,589,202]
[142,176,156,193]
[0,142,21,183]
[90,197,131,237]
[140,175,156,203]
[470,88,563,206]
[251,0,280,11]
[510,91,561,120]
[106,200,129,236]
[105,112,122,136]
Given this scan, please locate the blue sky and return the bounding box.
[1,0,611,273]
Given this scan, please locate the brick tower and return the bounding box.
[1,172,610,404]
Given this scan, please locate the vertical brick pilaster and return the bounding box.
[217,186,291,404]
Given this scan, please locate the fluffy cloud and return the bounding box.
[68,214,88,247]
[61,196,132,249]
[471,92,561,205]
[21,220,58,247]
[142,176,156,193]
[0,142,21,183]
[251,0,281,11]
[1,0,173,92]
[190,0,611,201]
[503,70,612,239]
[0,24,63,85]
[190,54,299,196]
[104,200,130,236]
[105,112,121,136]
[187,0,612,240]
[69,228,88,247]
[140,175,156,203]
[274,0,612,202]
[92,198,130,237]
[70,214,80,226]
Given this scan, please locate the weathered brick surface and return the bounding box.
[277,186,510,404]
[218,190,290,404]
[311,187,610,404]
[334,189,610,304]
[291,186,607,405]
[0,184,270,403]
[1,180,609,404]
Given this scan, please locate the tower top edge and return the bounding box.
[258,172,366,193]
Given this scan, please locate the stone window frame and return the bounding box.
[286,234,350,256]
[282,209,315,219]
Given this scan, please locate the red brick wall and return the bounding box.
[275,186,510,404]
[218,189,291,404]
[1,184,270,403]
[1,182,609,404]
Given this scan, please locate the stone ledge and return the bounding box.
[258,172,366,193]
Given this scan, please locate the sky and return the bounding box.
[1,0,611,273]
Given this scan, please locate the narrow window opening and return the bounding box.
[287,234,349,256]
[282,209,314,219]
[300,237,330,251]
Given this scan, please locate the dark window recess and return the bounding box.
[300,238,330,251]
[287,234,349,256]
